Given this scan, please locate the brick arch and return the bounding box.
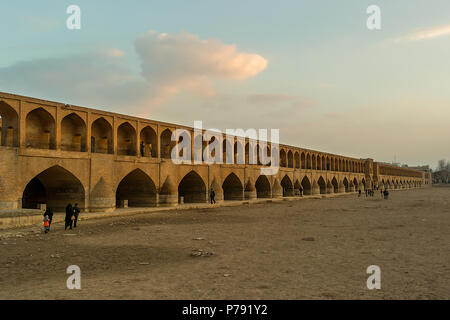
[91,117,113,154]
[317,176,326,194]
[117,122,137,156]
[22,165,85,211]
[115,168,157,207]
[178,170,207,203]
[280,148,287,167]
[255,175,271,198]
[222,172,244,200]
[281,174,294,196]
[287,150,294,168]
[0,100,19,147]
[140,125,158,157]
[160,128,176,159]
[301,152,306,169]
[294,151,300,169]
[301,175,312,195]
[25,107,56,150]
[331,176,339,193]
[61,112,87,152]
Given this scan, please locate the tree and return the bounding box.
[436,159,449,183]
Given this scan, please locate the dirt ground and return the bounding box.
[0,187,449,300]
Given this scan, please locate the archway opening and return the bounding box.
[343,178,349,192]
[160,129,175,159]
[318,176,326,194]
[91,117,113,154]
[22,166,85,211]
[117,122,137,156]
[140,126,157,157]
[116,169,156,207]
[255,175,271,198]
[222,173,243,200]
[25,108,56,149]
[0,101,19,147]
[353,178,359,190]
[61,113,87,152]
[332,177,339,193]
[280,149,287,167]
[301,176,312,195]
[294,152,300,169]
[178,171,206,203]
[281,175,294,196]
[287,151,293,168]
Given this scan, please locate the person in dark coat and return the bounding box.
[140,141,145,157]
[44,207,54,229]
[65,203,73,230]
[210,189,216,204]
[73,203,81,228]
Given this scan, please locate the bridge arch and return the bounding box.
[317,176,326,194]
[117,122,137,156]
[26,107,56,150]
[255,175,271,198]
[281,175,294,196]
[116,169,156,207]
[91,117,113,154]
[222,173,244,200]
[294,152,300,168]
[280,149,287,167]
[22,165,85,211]
[160,128,175,159]
[178,171,207,203]
[61,113,87,152]
[301,176,312,195]
[301,152,306,169]
[343,177,349,192]
[0,100,19,147]
[140,126,157,157]
[331,177,339,193]
[287,150,294,168]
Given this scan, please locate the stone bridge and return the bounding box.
[0,92,429,212]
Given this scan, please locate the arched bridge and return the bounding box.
[0,92,429,212]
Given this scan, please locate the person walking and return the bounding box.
[65,203,73,230]
[358,189,361,197]
[43,213,50,234]
[44,207,54,229]
[73,203,80,228]
[210,188,216,204]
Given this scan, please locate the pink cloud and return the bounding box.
[135,31,268,105]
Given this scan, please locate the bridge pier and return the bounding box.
[272,179,283,199]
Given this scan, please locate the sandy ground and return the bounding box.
[0,187,449,300]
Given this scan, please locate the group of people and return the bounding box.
[42,203,81,233]
[358,187,389,199]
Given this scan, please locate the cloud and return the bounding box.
[135,31,268,105]
[247,93,315,109]
[394,24,450,42]
[0,31,267,111]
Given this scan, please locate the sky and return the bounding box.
[1,0,449,168]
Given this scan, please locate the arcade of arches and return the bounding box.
[0,92,430,212]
